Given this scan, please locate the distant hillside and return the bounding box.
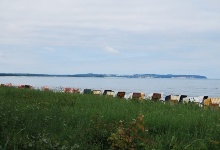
[0,73,207,79]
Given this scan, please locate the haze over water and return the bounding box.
[0,77,219,97]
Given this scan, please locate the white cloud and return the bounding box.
[1,0,220,38]
[104,46,119,54]
[0,52,4,59]
[44,47,55,52]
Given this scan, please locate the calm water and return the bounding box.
[0,77,219,97]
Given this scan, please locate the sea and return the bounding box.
[0,76,219,97]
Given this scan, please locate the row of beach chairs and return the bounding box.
[1,83,220,108]
[70,88,220,108]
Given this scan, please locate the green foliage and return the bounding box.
[1,86,220,149]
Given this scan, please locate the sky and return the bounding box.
[0,0,220,79]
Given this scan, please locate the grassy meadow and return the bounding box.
[1,86,220,149]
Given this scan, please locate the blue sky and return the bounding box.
[0,0,220,78]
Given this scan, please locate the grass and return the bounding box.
[0,86,220,149]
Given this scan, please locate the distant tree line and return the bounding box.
[0,73,207,79]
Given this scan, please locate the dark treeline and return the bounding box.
[0,73,207,79]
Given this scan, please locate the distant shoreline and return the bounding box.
[0,73,207,79]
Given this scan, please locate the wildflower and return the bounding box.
[28,142,33,147]
[61,145,67,150]
[42,138,48,144]
[72,144,80,149]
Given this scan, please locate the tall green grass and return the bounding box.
[1,86,220,149]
